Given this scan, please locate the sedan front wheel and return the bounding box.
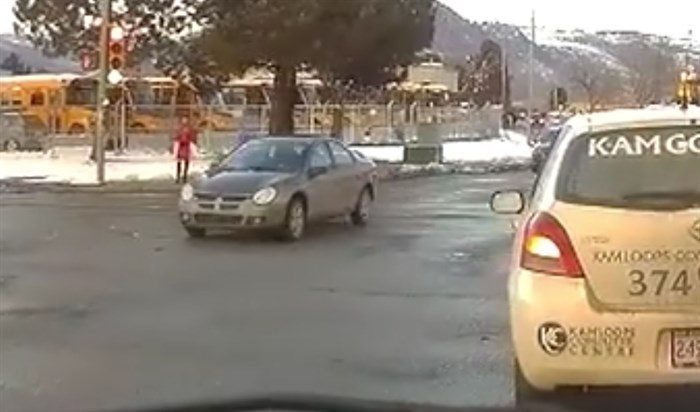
[350,187,372,226]
[280,197,307,241]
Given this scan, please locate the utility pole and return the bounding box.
[685,29,692,68]
[501,40,508,109]
[95,0,111,185]
[527,10,535,138]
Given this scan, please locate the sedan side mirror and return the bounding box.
[308,165,329,179]
[205,164,219,177]
[490,190,525,215]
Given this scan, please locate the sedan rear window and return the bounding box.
[556,125,700,210]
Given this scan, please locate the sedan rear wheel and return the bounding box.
[281,197,306,241]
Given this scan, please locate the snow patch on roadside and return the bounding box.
[0,131,532,186]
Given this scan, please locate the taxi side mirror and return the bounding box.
[490,190,525,215]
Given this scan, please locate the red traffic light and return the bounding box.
[109,39,126,70]
[110,42,123,55]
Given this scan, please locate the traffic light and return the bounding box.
[549,87,568,110]
[109,39,125,70]
[109,25,126,71]
[80,50,97,71]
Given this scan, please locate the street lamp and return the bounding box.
[527,10,535,138]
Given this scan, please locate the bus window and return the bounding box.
[221,87,248,105]
[175,85,196,106]
[154,87,174,105]
[128,80,156,105]
[10,93,22,107]
[30,91,45,106]
[65,79,97,105]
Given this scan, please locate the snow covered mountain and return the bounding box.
[432,3,699,105]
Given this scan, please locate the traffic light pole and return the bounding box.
[95,0,111,185]
[527,10,535,138]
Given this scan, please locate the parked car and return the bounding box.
[179,136,378,241]
[0,110,48,151]
[531,123,564,173]
[490,106,700,406]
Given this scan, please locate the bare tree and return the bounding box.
[569,62,624,111]
[614,40,677,105]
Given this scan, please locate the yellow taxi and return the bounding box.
[490,106,700,404]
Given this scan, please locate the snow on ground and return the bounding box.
[0,131,532,185]
[540,38,629,74]
[0,147,210,185]
[351,130,532,164]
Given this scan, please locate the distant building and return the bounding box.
[405,61,459,92]
[400,50,459,93]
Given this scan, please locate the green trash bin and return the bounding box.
[403,123,442,164]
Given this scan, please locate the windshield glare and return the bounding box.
[219,139,310,173]
[556,126,700,209]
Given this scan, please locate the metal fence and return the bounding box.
[3,103,503,153]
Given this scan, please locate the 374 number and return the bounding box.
[628,268,700,297]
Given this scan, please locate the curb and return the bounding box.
[0,162,532,195]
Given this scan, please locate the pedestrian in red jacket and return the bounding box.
[174,117,198,183]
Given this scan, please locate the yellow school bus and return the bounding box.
[123,76,235,132]
[0,73,97,134]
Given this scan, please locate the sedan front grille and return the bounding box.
[193,214,244,225]
[194,193,250,202]
[198,203,239,211]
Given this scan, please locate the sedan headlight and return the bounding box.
[180,183,194,201]
[252,187,277,206]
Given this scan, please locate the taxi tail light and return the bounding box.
[520,212,584,278]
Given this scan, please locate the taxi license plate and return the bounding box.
[671,328,700,369]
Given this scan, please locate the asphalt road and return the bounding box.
[1,172,529,412]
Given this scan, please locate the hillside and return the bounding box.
[432,3,699,106]
[0,34,77,73]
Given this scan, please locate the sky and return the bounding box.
[440,0,698,39]
[0,0,698,40]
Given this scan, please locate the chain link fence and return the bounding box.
[1,103,503,154]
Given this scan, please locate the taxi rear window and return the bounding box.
[555,125,700,210]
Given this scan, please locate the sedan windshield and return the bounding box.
[219,139,310,173]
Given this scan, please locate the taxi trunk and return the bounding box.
[552,203,700,314]
[535,123,700,372]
